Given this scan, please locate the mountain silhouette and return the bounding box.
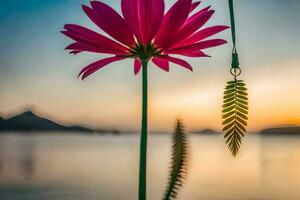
[260,126,300,135]
[192,128,221,134]
[0,110,119,133]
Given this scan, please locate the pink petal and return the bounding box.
[172,26,229,48]
[159,56,193,71]
[79,56,125,80]
[62,24,130,54]
[138,0,165,45]
[184,8,214,31]
[185,6,211,25]
[152,57,169,72]
[70,50,82,55]
[155,0,192,48]
[134,58,142,75]
[190,1,201,13]
[180,51,210,57]
[166,39,227,54]
[164,9,214,49]
[121,0,141,42]
[82,2,135,47]
[65,42,115,54]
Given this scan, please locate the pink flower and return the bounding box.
[62,0,228,80]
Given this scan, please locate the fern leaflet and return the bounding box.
[163,120,189,200]
[222,80,249,157]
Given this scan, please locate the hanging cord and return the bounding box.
[222,0,249,157]
[228,0,241,79]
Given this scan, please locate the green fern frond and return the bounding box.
[222,80,249,157]
[163,120,189,200]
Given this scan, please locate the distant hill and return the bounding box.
[192,128,221,134]
[260,126,300,136]
[0,111,120,134]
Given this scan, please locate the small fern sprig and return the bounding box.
[163,120,189,200]
[222,80,248,157]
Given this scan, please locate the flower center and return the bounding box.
[130,43,161,62]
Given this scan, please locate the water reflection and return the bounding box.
[260,135,300,199]
[0,135,36,181]
[0,142,3,174]
[19,137,36,181]
[0,133,300,200]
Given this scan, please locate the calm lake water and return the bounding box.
[0,133,300,200]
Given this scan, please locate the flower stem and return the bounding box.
[139,61,148,200]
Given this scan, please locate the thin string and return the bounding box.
[228,0,240,70]
[229,0,236,49]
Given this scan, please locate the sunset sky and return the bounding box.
[0,0,299,132]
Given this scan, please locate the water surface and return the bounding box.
[0,133,300,200]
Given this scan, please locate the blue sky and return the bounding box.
[0,0,300,131]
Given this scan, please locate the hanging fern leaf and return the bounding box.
[222,80,249,157]
[163,120,189,200]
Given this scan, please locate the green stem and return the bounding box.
[138,61,148,200]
